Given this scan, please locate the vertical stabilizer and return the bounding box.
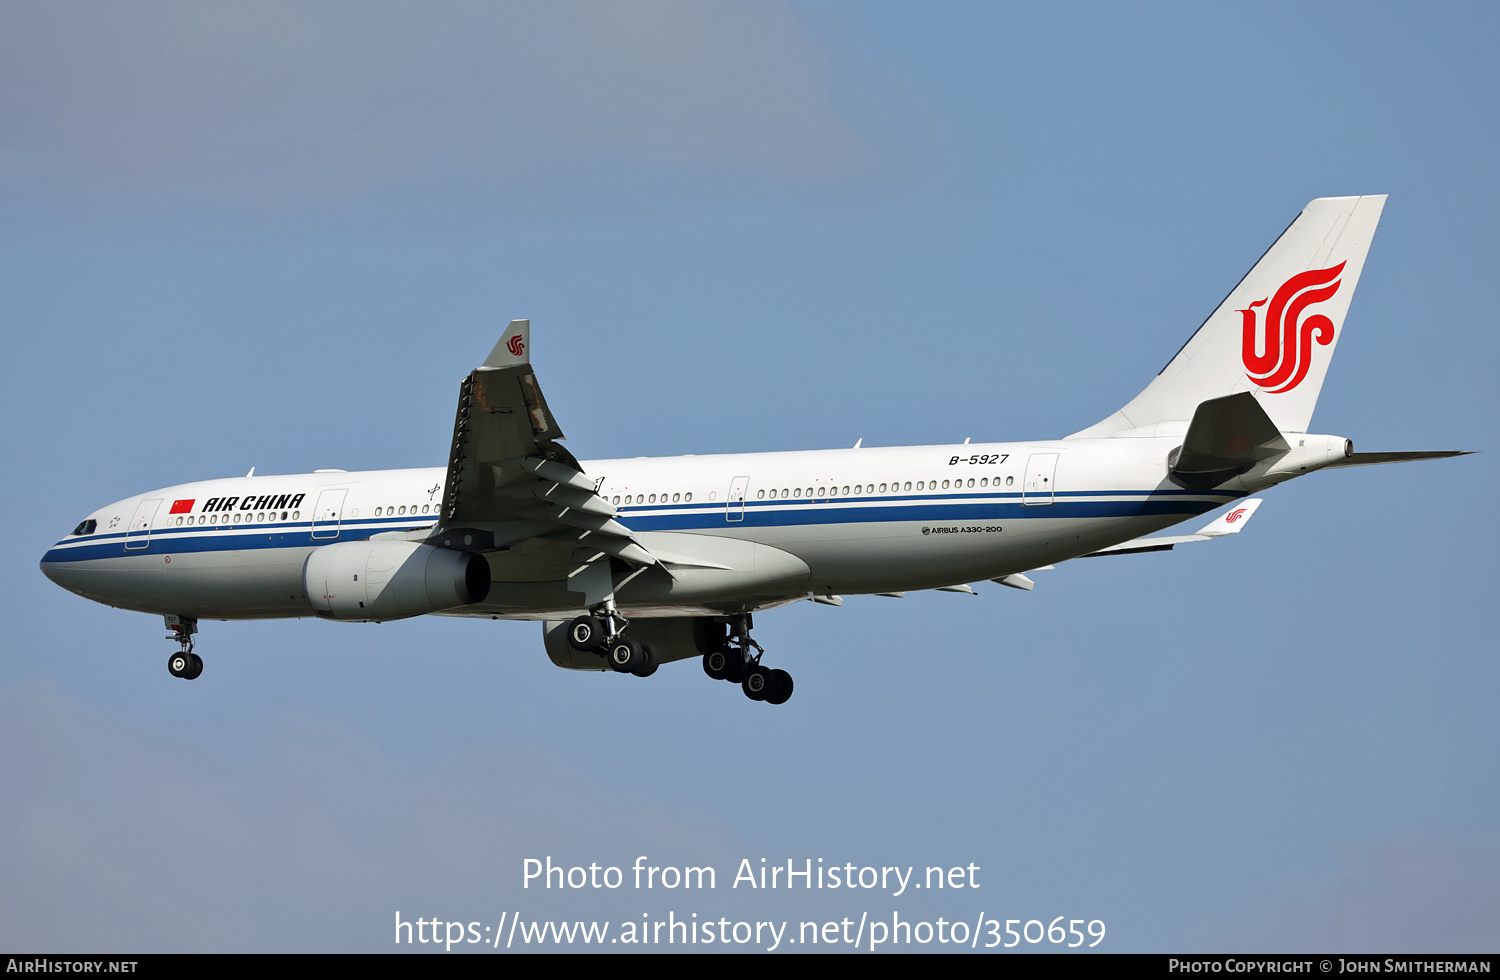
[1069,195,1386,438]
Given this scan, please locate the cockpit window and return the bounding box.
[71,519,97,536]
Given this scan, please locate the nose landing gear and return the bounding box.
[701,614,793,705]
[165,615,203,680]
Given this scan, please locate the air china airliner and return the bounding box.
[40,196,1466,705]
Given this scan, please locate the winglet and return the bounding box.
[1195,498,1264,536]
[481,319,531,370]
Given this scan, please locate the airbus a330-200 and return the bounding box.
[40,195,1467,705]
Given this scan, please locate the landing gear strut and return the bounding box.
[165,614,203,680]
[567,602,657,678]
[701,614,793,705]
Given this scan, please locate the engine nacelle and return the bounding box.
[304,540,490,621]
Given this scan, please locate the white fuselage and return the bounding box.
[39,434,1274,622]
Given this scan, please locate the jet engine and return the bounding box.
[303,540,490,621]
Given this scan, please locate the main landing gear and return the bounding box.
[565,604,658,678]
[164,614,203,680]
[701,614,793,706]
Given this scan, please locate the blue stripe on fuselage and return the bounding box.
[41,490,1237,564]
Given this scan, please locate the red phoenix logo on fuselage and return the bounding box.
[506,333,525,357]
[1239,262,1344,394]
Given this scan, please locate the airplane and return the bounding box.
[39,195,1469,705]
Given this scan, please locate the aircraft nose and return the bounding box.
[40,548,83,595]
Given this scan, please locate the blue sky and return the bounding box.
[2,1,1496,952]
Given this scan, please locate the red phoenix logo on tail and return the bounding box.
[506,333,525,357]
[1239,262,1344,394]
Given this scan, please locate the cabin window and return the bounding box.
[968,478,975,488]
[422,504,430,514]
[281,511,289,520]
[1006,475,1015,486]
[233,514,242,523]
[757,490,765,499]
[842,486,850,495]
[829,486,838,497]
[292,511,299,520]
[815,487,825,498]
[673,493,680,502]
[684,493,692,502]
[794,488,802,498]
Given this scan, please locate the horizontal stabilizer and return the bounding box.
[1324,450,1473,468]
[1084,499,1263,557]
[1171,393,1288,488]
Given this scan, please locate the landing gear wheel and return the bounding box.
[183,653,204,680]
[168,652,190,678]
[763,668,793,704]
[607,636,645,673]
[702,648,734,680]
[630,644,658,678]
[742,664,772,701]
[566,616,607,652]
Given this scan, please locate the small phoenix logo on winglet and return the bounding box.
[506,334,525,357]
[1224,507,1248,523]
[1239,262,1344,394]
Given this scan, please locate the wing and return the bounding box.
[438,320,656,567]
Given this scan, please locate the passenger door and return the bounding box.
[726,476,750,522]
[124,498,161,550]
[311,489,348,539]
[1021,453,1058,506]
